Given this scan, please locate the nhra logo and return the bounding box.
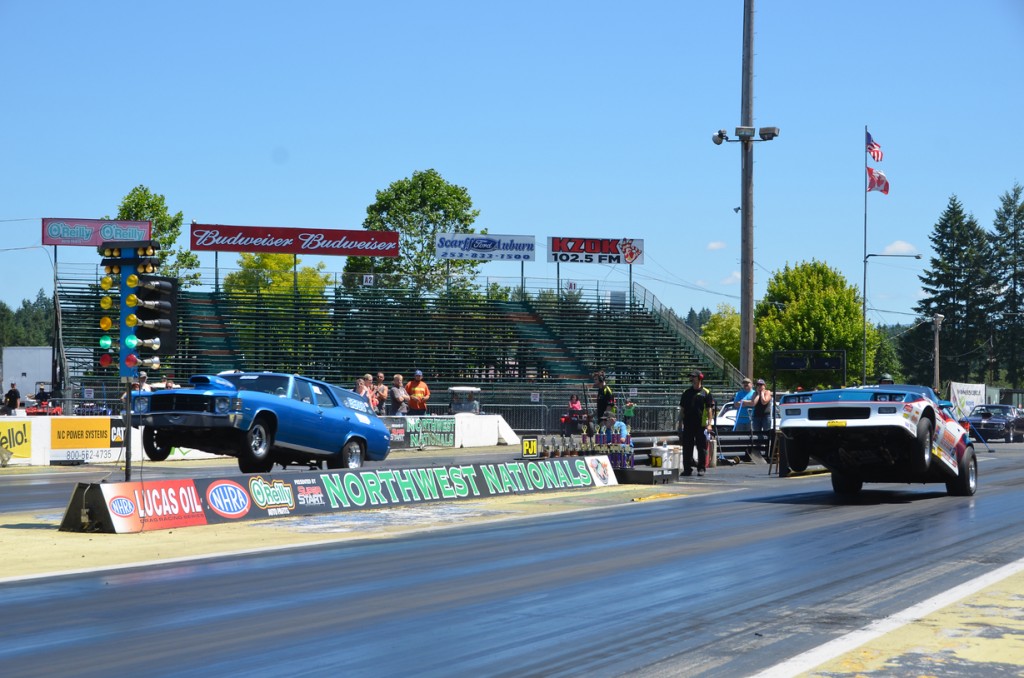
[206,480,251,519]
[108,495,136,517]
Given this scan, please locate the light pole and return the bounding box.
[712,124,779,379]
[933,313,945,392]
[862,252,922,384]
[709,0,778,381]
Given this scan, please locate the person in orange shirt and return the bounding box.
[406,370,431,416]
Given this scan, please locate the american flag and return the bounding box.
[866,167,889,195]
[866,131,883,162]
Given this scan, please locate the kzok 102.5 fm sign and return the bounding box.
[546,237,644,265]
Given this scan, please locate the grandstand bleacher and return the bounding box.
[55,270,741,432]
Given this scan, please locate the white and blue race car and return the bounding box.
[132,372,391,473]
[779,384,976,497]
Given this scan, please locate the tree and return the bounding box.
[222,253,330,297]
[700,304,741,370]
[754,261,867,388]
[110,185,201,288]
[990,183,1024,387]
[905,196,998,385]
[342,169,482,296]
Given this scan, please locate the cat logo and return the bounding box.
[111,426,126,444]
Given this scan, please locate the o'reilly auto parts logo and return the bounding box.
[547,237,644,265]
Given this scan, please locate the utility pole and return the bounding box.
[739,0,755,378]
[933,313,945,393]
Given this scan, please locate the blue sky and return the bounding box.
[2,1,1022,330]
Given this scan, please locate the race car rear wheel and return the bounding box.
[142,427,172,462]
[946,446,978,496]
[342,440,364,469]
[830,471,862,497]
[238,416,275,474]
[912,417,933,475]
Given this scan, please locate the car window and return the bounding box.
[226,374,290,396]
[311,383,337,409]
[292,379,314,404]
[330,385,373,414]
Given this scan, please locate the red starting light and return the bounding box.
[99,354,114,368]
[124,353,139,368]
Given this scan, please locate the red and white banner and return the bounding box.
[547,237,644,265]
[42,218,152,247]
[190,224,400,257]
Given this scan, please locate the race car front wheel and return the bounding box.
[912,417,933,475]
[142,427,172,462]
[830,470,862,497]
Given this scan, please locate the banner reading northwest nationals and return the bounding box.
[76,456,618,532]
[42,218,152,247]
[435,233,536,261]
[547,237,645,265]
[191,223,399,257]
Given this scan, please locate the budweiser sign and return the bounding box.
[190,224,399,257]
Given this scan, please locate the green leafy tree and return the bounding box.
[754,261,867,388]
[110,185,201,288]
[904,196,998,385]
[990,183,1024,386]
[11,290,55,345]
[700,304,741,370]
[343,169,482,296]
[223,253,330,297]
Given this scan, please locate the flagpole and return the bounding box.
[862,124,869,385]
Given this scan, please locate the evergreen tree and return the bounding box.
[990,183,1024,387]
[908,196,998,385]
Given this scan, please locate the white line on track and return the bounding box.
[750,557,1024,678]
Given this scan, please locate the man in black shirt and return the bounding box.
[595,372,615,422]
[678,370,716,476]
[2,383,21,415]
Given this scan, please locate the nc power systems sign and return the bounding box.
[61,457,619,533]
[435,233,536,261]
[191,223,399,257]
[547,237,644,265]
[42,218,152,247]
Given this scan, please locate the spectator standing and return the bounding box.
[361,373,378,411]
[388,374,410,415]
[678,370,716,476]
[2,383,21,415]
[138,371,152,393]
[745,379,774,432]
[732,378,755,431]
[373,372,389,415]
[406,370,431,416]
[622,398,637,428]
[594,372,615,421]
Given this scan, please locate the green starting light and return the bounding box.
[124,334,139,350]
[99,335,113,350]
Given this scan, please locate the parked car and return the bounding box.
[962,404,1024,443]
[714,400,780,430]
[132,372,391,473]
[779,384,976,497]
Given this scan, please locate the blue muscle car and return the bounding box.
[132,372,391,473]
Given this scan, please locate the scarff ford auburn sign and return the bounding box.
[190,223,399,257]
